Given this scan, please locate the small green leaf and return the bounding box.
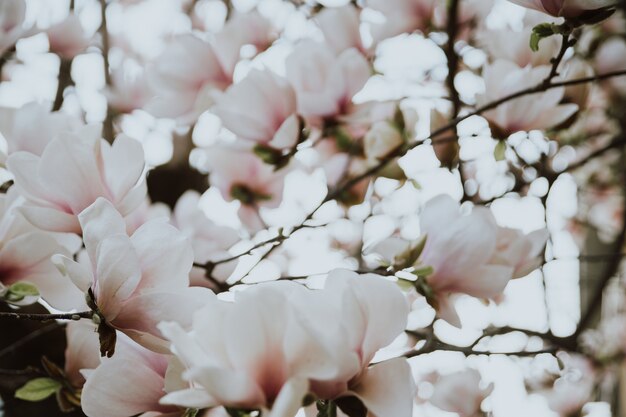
[15,378,61,402]
[529,23,557,51]
[397,278,416,292]
[253,144,284,166]
[413,265,434,277]
[494,140,506,161]
[7,282,40,301]
[183,408,199,417]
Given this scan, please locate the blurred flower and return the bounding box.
[214,69,300,150]
[507,0,616,18]
[46,14,90,60]
[6,131,146,233]
[429,369,493,417]
[286,42,370,121]
[0,188,82,310]
[479,60,578,138]
[0,102,83,161]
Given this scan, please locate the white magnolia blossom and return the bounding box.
[53,198,211,353]
[159,270,413,417]
[6,131,146,233]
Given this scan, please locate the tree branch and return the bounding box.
[99,0,114,143]
[0,311,92,322]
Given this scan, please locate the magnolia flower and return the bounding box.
[159,282,340,416]
[172,191,240,287]
[507,0,616,18]
[286,42,370,120]
[46,14,90,60]
[106,60,151,114]
[417,195,515,326]
[0,0,32,56]
[364,121,404,161]
[364,0,437,43]
[0,188,83,310]
[368,195,520,327]
[429,370,493,417]
[160,272,413,417]
[81,327,184,417]
[6,131,146,233]
[64,320,102,389]
[53,198,211,353]
[479,12,560,67]
[214,12,274,69]
[303,270,414,416]
[538,353,595,417]
[204,146,291,230]
[594,37,626,96]
[0,102,83,160]
[213,69,300,150]
[479,60,578,138]
[490,227,549,278]
[315,5,364,54]
[145,35,231,121]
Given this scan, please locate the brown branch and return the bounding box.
[574,146,626,337]
[52,59,73,111]
[0,311,92,321]
[99,0,114,143]
[333,70,626,199]
[404,338,557,358]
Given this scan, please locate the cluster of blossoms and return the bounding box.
[0,0,625,416]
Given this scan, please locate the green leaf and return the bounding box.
[183,408,199,417]
[15,378,61,402]
[529,23,556,52]
[397,278,416,292]
[6,282,40,302]
[494,140,506,161]
[253,144,284,166]
[413,265,434,277]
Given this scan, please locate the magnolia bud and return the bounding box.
[364,121,403,161]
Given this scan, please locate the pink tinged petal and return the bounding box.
[457,264,515,299]
[531,103,578,131]
[79,198,127,263]
[6,152,62,206]
[131,220,194,290]
[94,234,142,320]
[418,194,461,237]
[64,320,101,387]
[37,133,108,214]
[186,366,265,408]
[81,358,169,417]
[269,114,300,150]
[436,295,462,328]
[113,288,213,352]
[117,179,148,216]
[158,321,211,368]
[159,388,217,409]
[423,207,498,291]
[102,134,145,201]
[17,205,79,233]
[347,358,415,417]
[52,254,93,293]
[266,378,309,417]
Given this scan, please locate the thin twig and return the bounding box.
[0,310,92,321]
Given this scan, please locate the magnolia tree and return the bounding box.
[0,0,625,416]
